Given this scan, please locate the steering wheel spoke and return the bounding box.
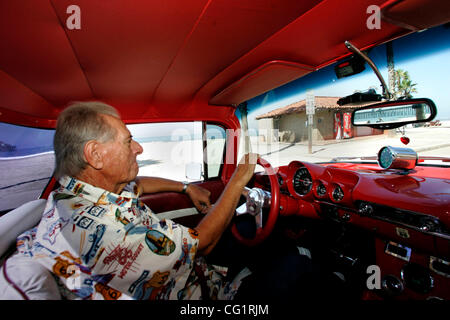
[255,210,264,229]
[235,187,271,223]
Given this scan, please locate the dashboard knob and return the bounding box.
[420,218,438,232]
[358,202,374,216]
[381,275,404,296]
[340,213,351,222]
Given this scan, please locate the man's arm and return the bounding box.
[135,176,211,214]
[194,153,257,256]
[135,176,187,194]
[135,153,257,255]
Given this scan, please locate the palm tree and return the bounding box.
[393,69,418,99]
[387,42,395,98]
[386,42,418,99]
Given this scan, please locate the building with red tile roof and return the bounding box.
[256,96,381,142]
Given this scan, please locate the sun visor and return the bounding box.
[381,0,450,31]
[209,60,314,106]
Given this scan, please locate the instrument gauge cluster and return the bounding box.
[286,162,354,205]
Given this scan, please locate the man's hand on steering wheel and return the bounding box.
[231,153,259,188]
[194,153,259,255]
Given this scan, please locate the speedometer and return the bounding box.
[292,167,312,195]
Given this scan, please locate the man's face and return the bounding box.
[99,115,143,187]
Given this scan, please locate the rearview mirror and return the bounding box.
[352,98,437,129]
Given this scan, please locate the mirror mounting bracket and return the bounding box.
[345,41,392,100]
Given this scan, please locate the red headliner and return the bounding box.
[0,0,446,128]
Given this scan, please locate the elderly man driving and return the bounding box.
[16,101,259,300]
[16,101,320,301]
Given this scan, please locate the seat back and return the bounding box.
[0,199,64,300]
[0,199,46,261]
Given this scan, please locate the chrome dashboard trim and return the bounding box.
[385,241,411,261]
[429,256,450,278]
[319,200,450,241]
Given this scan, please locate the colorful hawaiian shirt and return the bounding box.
[16,176,246,300]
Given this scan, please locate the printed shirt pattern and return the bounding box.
[16,176,240,300]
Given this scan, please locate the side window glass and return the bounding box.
[128,122,228,182]
[0,121,228,212]
[0,123,54,213]
[205,124,226,179]
[128,122,204,182]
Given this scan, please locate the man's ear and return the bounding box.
[83,140,104,170]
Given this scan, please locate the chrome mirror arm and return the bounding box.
[345,40,392,100]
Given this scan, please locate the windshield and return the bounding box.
[239,25,450,167]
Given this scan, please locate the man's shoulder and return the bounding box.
[47,188,111,219]
[36,190,114,242]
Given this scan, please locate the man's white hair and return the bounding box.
[53,101,120,179]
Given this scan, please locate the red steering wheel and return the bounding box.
[231,157,280,246]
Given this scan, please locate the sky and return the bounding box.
[243,25,450,131]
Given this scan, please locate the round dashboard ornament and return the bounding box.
[377,146,418,170]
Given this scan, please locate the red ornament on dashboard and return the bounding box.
[400,136,410,145]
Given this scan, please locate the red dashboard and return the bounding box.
[255,161,450,299]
